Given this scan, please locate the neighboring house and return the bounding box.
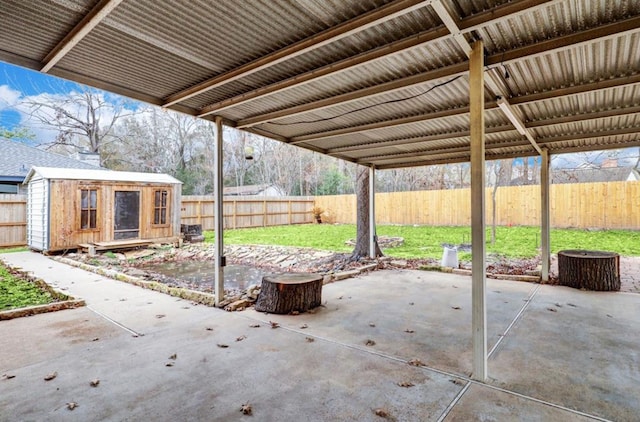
[223,184,284,196]
[0,138,102,194]
[551,167,640,184]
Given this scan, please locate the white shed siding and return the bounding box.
[27,176,49,251]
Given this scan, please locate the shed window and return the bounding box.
[154,190,168,225]
[80,189,98,229]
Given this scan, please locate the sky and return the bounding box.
[0,61,637,169]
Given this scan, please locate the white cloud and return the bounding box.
[0,84,21,109]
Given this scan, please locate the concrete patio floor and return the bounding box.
[1,251,638,421]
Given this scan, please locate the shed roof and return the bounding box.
[1,1,639,168]
[24,166,182,185]
[0,138,102,181]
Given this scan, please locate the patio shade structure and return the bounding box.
[1,0,639,381]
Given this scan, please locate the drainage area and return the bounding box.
[141,261,270,290]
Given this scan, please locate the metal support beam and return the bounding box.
[469,40,487,382]
[214,116,225,306]
[164,0,432,107]
[540,149,551,282]
[369,166,377,259]
[41,0,124,73]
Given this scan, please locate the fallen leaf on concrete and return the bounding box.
[205,327,214,331]
[305,337,315,343]
[249,323,260,328]
[374,408,389,418]
[369,322,376,327]
[91,337,99,342]
[44,371,58,381]
[554,303,563,307]
[452,285,458,289]
[132,334,139,338]
[90,379,100,387]
[337,296,343,300]
[300,323,308,329]
[307,308,317,314]
[365,339,376,346]
[404,329,415,333]
[567,303,577,308]
[181,306,190,309]
[2,374,16,380]
[451,306,461,310]
[240,403,252,415]
[397,381,414,388]
[269,321,280,329]
[66,402,78,411]
[217,344,229,348]
[290,310,299,315]
[156,314,166,319]
[119,298,127,302]
[169,353,177,360]
[236,335,247,342]
[409,302,415,306]
[165,362,174,367]
[408,359,424,367]
[606,314,613,318]
[546,307,557,312]
[450,379,465,386]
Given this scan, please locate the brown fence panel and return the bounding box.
[180,196,314,230]
[315,181,640,229]
[0,194,27,247]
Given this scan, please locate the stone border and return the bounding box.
[55,256,219,307]
[419,265,541,283]
[0,263,85,321]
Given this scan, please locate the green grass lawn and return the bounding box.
[205,224,640,259]
[0,262,55,311]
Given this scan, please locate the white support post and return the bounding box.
[369,165,376,258]
[470,40,487,382]
[214,116,225,306]
[540,149,551,282]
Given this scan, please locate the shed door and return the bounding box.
[114,191,140,240]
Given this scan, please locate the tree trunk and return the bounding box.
[353,166,382,258]
[254,273,323,314]
[558,250,620,291]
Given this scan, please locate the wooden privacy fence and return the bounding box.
[180,196,314,230]
[0,194,27,248]
[314,181,640,230]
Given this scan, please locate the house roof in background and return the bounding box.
[0,138,101,180]
[24,166,182,185]
[1,1,639,169]
[552,167,640,184]
[223,184,280,195]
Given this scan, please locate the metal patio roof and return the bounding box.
[1,0,639,169]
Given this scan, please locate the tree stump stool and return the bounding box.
[558,250,620,291]
[254,273,323,314]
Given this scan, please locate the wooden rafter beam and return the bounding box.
[197,26,450,117]
[296,75,640,148]
[235,14,640,129]
[198,0,555,117]
[162,0,432,107]
[41,0,124,73]
[364,126,640,166]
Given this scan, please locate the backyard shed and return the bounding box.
[24,167,182,253]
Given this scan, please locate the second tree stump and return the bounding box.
[558,249,620,291]
[254,273,323,314]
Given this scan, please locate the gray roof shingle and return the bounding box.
[0,138,102,181]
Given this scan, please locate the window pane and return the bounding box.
[161,208,166,224]
[90,210,97,228]
[161,191,167,207]
[155,191,161,207]
[81,190,88,209]
[154,209,160,225]
[81,210,88,229]
[90,190,97,208]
